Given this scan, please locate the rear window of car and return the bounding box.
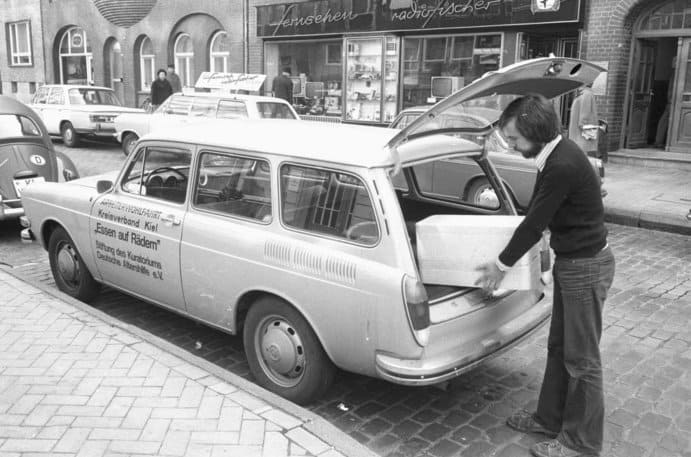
[216,100,248,119]
[190,97,218,117]
[164,95,193,116]
[280,164,379,245]
[256,102,296,119]
[0,114,42,138]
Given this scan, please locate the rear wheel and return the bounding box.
[48,227,99,301]
[243,297,336,405]
[61,122,80,148]
[466,178,498,208]
[122,132,139,156]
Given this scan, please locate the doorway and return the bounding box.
[668,38,691,152]
[626,37,677,149]
[104,39,124,104]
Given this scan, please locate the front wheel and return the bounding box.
[61,122,80,148]
[121,132,139,156]
[243,297,336,405]
[48,227,99,301]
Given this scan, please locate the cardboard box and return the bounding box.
[416,215,542,291]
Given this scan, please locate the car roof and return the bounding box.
[41,84,112,91]
[0,95,53,149]
[144,119,401,168]
[177,91,291,104]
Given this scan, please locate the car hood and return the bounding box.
[388,57,605,157]
[0,143,57,199]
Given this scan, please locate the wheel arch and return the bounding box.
[233,288,338,365]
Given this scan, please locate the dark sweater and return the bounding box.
[498,138,607,266]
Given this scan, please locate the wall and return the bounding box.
[39,0,244,107]
[0,0,45,103]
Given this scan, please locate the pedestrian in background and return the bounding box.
[476,94,615,457]
[167,64,182,93]
[568,84,600,158]
[272,67,293,103]
[150,69,173,112]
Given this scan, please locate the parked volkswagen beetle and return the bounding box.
[0,95,79,221]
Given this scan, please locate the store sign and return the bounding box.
[195,72,267,92]
[257,0,581,37]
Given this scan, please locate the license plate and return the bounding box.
[13,177,45,197]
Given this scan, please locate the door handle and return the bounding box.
[161,214,181,225]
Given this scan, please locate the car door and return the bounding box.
[41,87,66,134]
[89,142,192,311]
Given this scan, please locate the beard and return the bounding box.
[515,142,543,159]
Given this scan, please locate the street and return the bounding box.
[1,143,689,457]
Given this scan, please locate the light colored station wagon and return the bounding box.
[30,85,143,147]
[20,58,604,404]
[114,92,300,156]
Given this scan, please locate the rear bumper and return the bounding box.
[0,203,24,220]
[375,295,551,385]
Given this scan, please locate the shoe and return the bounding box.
[506,410,558,438]
[530,439,599,457]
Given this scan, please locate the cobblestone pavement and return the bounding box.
[0,270,364,457]
[2,145,690,457]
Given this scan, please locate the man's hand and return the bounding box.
[475,262,506,294]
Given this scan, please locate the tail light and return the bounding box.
[402,274,430,346]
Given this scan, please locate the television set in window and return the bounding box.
[290,76,305,98]
[431,76,464,98]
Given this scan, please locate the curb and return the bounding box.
[0,265,378,457]
[605,208,691,236]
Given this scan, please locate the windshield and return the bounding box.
[0,114,42,139]
[68,88,122,106]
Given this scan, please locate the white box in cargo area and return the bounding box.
[416,215,542,291]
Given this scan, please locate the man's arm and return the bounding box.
[498,163,572,267]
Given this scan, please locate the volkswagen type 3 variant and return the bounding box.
[20,58,604,404]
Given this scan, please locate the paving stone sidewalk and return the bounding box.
[0,269,375,457]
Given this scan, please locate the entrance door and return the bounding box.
[627,40,656,148]
[105,40,124,104]
[669,38,691,152]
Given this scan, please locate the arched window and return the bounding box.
[140,37,155,91]
[210,31,230,73]
[174,33,194,87]
[58,27,93,85]
[638,0,691,32]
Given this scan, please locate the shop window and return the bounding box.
[174,33,194,88]
[194,152,272,223]
[139,37,155,91]
[264,39,344,118]
[402,34,502,109]
[280,164,379,245]
[210,31,230,73]
[7,21,32,66]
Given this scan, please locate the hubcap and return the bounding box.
[56,243,79,286]
[255,316,305,387]
[65,129,73,141]
[475,186,499,208]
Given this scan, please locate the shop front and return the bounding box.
[255,0,585,125]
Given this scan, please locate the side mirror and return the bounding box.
[96,180,113,193]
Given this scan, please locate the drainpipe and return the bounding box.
[243,0,249,72]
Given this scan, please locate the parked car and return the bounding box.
[0,95,79,221]
[30,85,144,148]
[114,92,300,156]
[20,58,603,404]
[390,99,606,211]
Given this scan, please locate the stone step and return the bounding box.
[607,148,691,171]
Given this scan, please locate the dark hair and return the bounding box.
[498,94,561,144]
[167,63,175,69]
[157,69,167,77]
[282,67,291,75]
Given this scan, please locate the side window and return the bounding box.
[193,152,272,223]
[47,88,65,105]
[280,164,379,245]
[164,95,193,116]
[33,87,49,104]
[121,146,192,204]
[190,97,218,117]
[256,102,296,119]
[216,100,248,119]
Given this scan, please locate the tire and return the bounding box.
[122,132,139,156]
[61,122,80,148]
[48,227,99,301]
[243,297,336,405]
[466,178,498,208]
